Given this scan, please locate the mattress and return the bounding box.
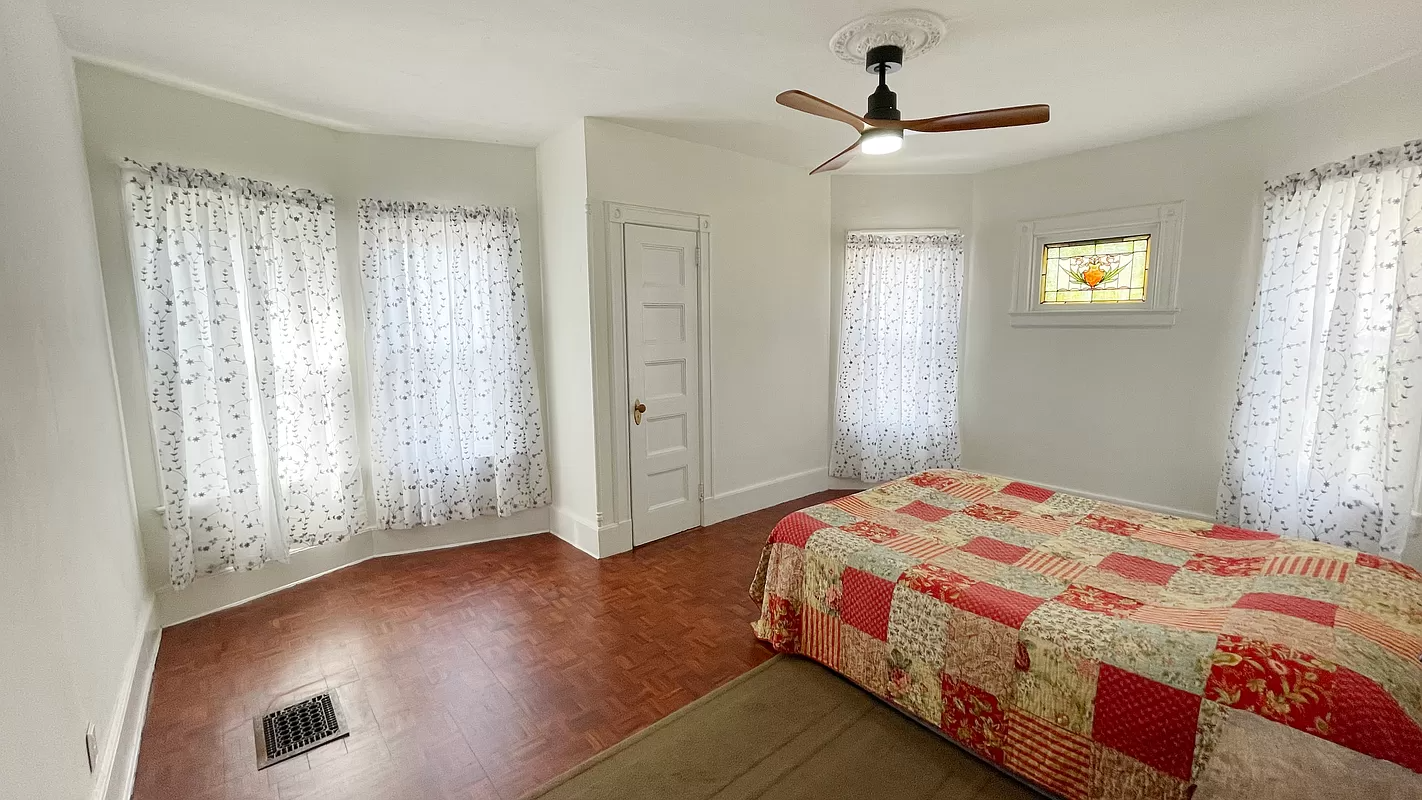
[750,470,1422,799]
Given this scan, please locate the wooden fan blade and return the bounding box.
[899,104,1050,133]
[777,90,868,132]
[810,139,861,175]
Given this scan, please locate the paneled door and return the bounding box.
[624,223,701,546]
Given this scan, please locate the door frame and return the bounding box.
[602,202,713,544]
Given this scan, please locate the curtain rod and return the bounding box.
[846,228,959,236]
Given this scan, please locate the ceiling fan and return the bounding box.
[777,44,1050,175]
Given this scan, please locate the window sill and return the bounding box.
[1009,308,1178,328]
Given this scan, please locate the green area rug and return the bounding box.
[520,655,1044,800]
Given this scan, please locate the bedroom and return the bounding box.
[2,0,1420,798]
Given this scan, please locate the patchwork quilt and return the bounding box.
[750,470,1422,799]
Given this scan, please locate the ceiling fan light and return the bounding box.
[860,128,903,155]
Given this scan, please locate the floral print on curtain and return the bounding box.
[1218,139,1422,555]
[123,161,365,589]
[359,200,550,528]
[832,231,964,482]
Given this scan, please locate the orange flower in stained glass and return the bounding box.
[1065,254,1127,288]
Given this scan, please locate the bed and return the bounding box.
[751,469,1422,799]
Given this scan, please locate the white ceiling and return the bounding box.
[51,1,1422,174]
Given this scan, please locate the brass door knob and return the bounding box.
[633,400,646,425]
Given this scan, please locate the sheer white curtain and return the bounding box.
[1219,140,1422,555]
[124,162,365,588]
[360,200,549,528]
[832,231,964,482]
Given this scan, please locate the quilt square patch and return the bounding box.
[1016,550,1091,582]
[989,565,1071,599]
[1222,608,1335,659]
[1234,592,1338,627]
[1205,634,1335,736]
[1262,554,1350,583]
[1183,553,1265,577]
[768,511,824,548]
[1080,514,1142,537]
[842,519,901,543]
[1355,552,1422,583]
[896,499,953,522]
[1091,745,1192,800]
[887,648,944,724]
[964,504,1022,523]
[1020,600,1122,663]
[887,583,952,668]
[762,543,805,601]
[1093,664,1202,781]
[845,543,916,583]
[961,536,1031,564]
[839,567,896,641]
[944,607,1020,698]
[883,533,953,562]
[1203,523,1278,541]
[1098,552,1180,585]
[1325,667,1422,773]
[1039,493,1097,517]
[1005,708,1092,800]
[839,624,890,694]
[955,581,1047,629]
[1057,584,1143,618]
[1014,514,1073,536]
[801,503,859,528]
[1015,636,1100,735]
[901,563,977,605]
[802,549,845,614]
[941,674,1009,764]
[1002,481,1055,503]
[1105,620,1218,695]
[800,604,842,669]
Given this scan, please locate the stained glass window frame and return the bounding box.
[1009,202,1184,328]
[1039,234,1152,305]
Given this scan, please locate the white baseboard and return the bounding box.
[158,508,552,627]
[598,519,632,557]
[703,466,829,526]
[551,506,603,557]
[94,599,160,800]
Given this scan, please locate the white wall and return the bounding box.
[962,54,1422,563]
[0,2,154,798]
[582,120,833,526]
[535,121,603,554]
[827,174,976,488]
[74,62,552,624]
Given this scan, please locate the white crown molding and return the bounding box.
[829,10,949,66]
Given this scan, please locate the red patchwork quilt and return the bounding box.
[750,470,1422,798]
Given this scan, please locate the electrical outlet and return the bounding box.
[85,724,98,773]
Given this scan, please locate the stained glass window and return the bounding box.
[1040,234,1150,304]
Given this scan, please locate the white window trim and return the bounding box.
[1010,201,1184,328]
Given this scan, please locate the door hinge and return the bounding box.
[698,484,705,502]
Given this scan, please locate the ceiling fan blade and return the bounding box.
[899,104,1050,133]
[777,90,868,132]
[810,139,861,175]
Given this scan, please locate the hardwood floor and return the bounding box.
[133,491,849,800]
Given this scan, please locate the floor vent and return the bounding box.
[254,690,349,769]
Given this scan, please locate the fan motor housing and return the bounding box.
[865,44,904,74]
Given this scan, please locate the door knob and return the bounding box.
[633,400,646,425]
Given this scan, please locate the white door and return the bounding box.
[624,223,701,545]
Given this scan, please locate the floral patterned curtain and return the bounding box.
[123,161,365,589]
[832,231,964,482]
[1218,140,1422,555]
[359,200,549,528]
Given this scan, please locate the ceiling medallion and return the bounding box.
[828,10,948,67]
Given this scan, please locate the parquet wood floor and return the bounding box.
[133,491,850,800]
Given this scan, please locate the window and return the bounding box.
[1011,202,1183,327]
[1219,139,1422,556]
[1040,234,1150,304]
[123,161,365,589]
[832,230,964,482]
[359,200,550,529]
